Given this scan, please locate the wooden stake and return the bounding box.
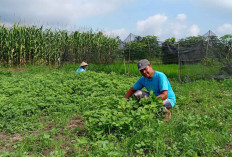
[203,31,210,79]
[178,42,182,82]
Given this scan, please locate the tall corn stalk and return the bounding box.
[0,24,120,66]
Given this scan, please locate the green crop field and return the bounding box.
[0,65,231,156]
[90,63,221,81]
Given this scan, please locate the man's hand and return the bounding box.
[124,87,136,99]
[157,90,168,100]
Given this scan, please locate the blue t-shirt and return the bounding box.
[76,67,86,74]
[132,71,176,107]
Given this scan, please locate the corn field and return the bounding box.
[0,24,120,66]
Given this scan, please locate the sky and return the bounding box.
[0,0,232,41]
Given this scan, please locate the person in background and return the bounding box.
[76,61,88,74]
[124,59,176,121]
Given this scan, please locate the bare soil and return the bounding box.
[0,115,86,154]
[0,68,28,72]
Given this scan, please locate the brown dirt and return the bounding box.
[0,68,28,72]
[224,142,231,152]
[0,132,23,152]
[47,66,57,70]
[199,110,206,114]
[165,141,171,146]
[0,66,57,73]
[66,116,84,130]
[65,116,86,137]
[48,116,87,156]
[214,142,232,156]
[0,115,86,154]
[43,123,57,132]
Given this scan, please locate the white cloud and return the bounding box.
[195,0,232,13]
[217,24,232,36]
[75,0,133,19]
[170,23,187,38]
[136,14,168,36]
[103,28,128,40]
[167,14,188,39]
[134,13,201,40]
[0,0,133,25]
[176,14,186,21]
[189,24,200,36]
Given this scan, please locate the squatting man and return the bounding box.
[124,59,176,121]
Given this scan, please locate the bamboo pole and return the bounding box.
[123,50,127,74]
[177,42,182,82]
[128,33,131,76]
[226,47,231,63]
[148,39,151,58]
[203,31,211,79]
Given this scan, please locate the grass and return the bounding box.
[89,63,222,81]
[0,65,231,156]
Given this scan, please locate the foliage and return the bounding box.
[84,92,164,138]
[220,34,232,63]
[0,25,120,66]
[178,36,206,47]
[124,41,148,62]
[0,65,231,156]
[220,34,232,47]
[123,35,162,62]
[165,37,176,45]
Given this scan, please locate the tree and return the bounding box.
[123,35,161,62]
[165,37,176,45]
[220,34,232,63]
[124,41,147,62]
[178,36,205,47]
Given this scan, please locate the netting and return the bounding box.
[161,31,232,81]
[91,31,232,81]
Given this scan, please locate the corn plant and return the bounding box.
[0,24,120,66]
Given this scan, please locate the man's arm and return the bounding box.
[124,87,136,99]
[157,90,168,100]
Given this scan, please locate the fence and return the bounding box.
[94,31,232,81]
[162,31,231,81]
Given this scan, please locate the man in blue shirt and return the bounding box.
[124,59,176,121]
[76,61,88,74]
